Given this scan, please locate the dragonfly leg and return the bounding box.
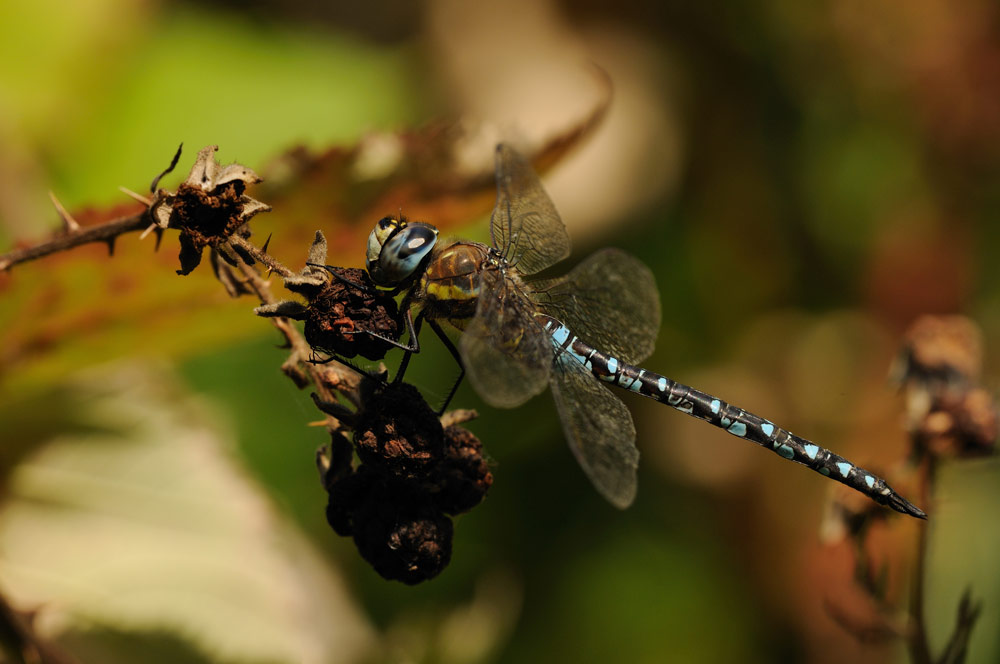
[392,309,424,384]
[307,351,341,365]
[428,320,465,414]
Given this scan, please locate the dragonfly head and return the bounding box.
[366,215,439,286]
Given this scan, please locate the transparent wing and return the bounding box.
[531,248,660,365]
[550,352,639,509]
[490,144,571,276]
[460,268,553,408]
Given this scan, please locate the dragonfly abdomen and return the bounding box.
[539,314,925,517]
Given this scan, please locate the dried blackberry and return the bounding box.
[354,383,444,478]
[426,426,493,515]
[304,267,402,361]
[255,232,403,361]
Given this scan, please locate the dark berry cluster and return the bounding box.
[256,235,403,361]
[318,383,492,584]
[256,231,491,582]
[302,267,402,361]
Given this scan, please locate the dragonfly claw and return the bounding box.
[885,490,927,519]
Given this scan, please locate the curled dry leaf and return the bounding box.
[255,96,608,266]
[1,106,606,392]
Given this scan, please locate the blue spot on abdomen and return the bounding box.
[727,422,747,437]
[630,370,645,392]
[551,325,570,345]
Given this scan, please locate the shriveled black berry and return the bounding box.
[350,477,453,584]
[426,426,493,515]
[304,267,402,360]
[354,383,444,478]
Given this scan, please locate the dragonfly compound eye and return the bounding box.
[365,216,399,274]
[372,222,438,286]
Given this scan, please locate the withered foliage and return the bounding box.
[822,315,997,664]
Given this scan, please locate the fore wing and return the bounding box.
[460,268,553,408]
[490,144,571,276]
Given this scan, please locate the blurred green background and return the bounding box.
[2,1,1000,662]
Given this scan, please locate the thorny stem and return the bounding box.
[233,254,361,423]
[0,190,368,425]
[0,213,147,271]
[228,234,294,278]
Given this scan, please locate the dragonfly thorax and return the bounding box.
[419,241,491,323]
[366,216,439,287]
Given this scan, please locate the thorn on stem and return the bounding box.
[118,186,152,206]
[262,234,275,276]
[139,223,158,241]
[48,191,80,232]
[150,142,184,192]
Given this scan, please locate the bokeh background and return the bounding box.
[2,0,1000,662]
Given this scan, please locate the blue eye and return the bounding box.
[369,222,438,285]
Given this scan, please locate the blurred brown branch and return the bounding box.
[0,213,147,272]
[824,315,997,663]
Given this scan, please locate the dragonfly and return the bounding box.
[359,144,926,518]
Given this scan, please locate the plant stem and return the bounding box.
[908,456,936,664]
[0,213,148,271]
[229,234,294,277]
[234,257,361,424]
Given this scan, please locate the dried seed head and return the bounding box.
[303,267,402,361]
[256,232,403,360]
[915,388,998,459]
[354,383,444,477]
[425,425,493,515]
[895,316,998,460]
[147,145,271,275]
[896,315,982,388]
